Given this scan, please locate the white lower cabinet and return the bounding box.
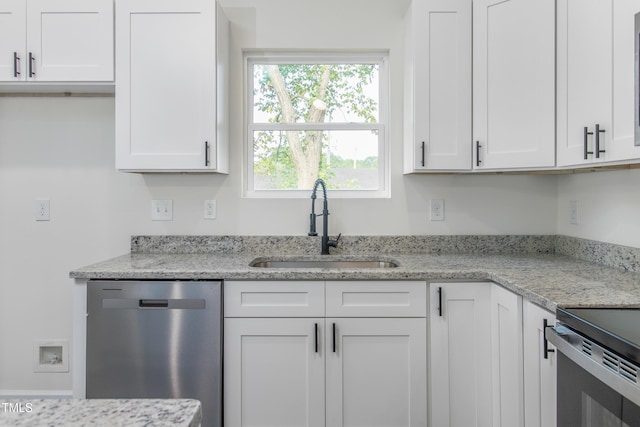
[224,280,427,427]
[523,301,557,427]
[429,282,493,427]
[326,318,427,427]
[491,284,524,427]
[429,282,524,427]
[224,317,326,427]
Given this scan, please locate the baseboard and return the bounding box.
[0,390,73,399]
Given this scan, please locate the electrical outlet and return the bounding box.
[151,200,173,221]
[569,200,578,225]
[430,199,444,221]
[204,200,217,219]
[35,199,50,221]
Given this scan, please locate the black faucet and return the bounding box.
[308,178,340,255]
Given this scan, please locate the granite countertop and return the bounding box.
[0,399,202,427]
[70,235,640,313]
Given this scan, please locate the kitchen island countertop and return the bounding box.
[70,250,640,313]
[0,399,202,427]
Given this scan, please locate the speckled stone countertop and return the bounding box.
[69,235,640,313]
[0,399,202,427]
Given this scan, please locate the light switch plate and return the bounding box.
[151,200,173,221]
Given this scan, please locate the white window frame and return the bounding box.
[243,51,390,198]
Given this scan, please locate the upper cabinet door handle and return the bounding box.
[420,141,426,167]
[475,141,482,167]
[205,141,210,167]
[595,124,606,158]
[583,127,594,160]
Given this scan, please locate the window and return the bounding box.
[245,52,389,198]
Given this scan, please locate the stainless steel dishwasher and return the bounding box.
[86,280,222,427]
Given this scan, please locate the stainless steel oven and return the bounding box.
[547,308,640,426]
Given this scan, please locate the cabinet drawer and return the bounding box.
[224,281,324,317]
[326,281,427,317]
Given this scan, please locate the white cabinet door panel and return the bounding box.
[523,301,556,427]
[326,318,427,427]
[26,0,113,81]
[557,0,612,166]
[115,0,222,171]
[491,284,524,427]
[0,0,25,81]
[473,0,555,169]
[224,318,325,427]
[404,0,471,171]
[429,282,493,427]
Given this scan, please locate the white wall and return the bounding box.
[557,168,640,248]
[0,0,558,393]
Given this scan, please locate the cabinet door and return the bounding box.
[25,0,113,81]
[403,0,471,172]
[473,0,555,169]
[224,318,325,427]
[0,0,25,81]
[608,0,638,161]
[491,284,524,427]
[115,0,218,171]
[429,282,492,427]
[523,301,556,427]
[326,318,427,427]
[556,0,612,166]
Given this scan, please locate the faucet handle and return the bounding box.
[328,233,342,248]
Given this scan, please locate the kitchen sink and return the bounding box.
[249,259,399,269]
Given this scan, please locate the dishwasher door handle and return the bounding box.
[139,299,168,308]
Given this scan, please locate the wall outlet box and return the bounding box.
[35,199,50,221]
[151,200,173,221]
[569,200,578,225]
[430,199,445,221]
[204,200,217,219]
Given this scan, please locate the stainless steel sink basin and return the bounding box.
[250,259,398,269]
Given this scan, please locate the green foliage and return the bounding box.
[252,62,379,189]
[254,64,378,124]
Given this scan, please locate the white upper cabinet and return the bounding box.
[115,0,229,173]
[557,0,639,166]
[0,0,113,82]
[473,0,556,170]
[403,0,472,172]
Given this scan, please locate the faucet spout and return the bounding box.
[308,179,340,255]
